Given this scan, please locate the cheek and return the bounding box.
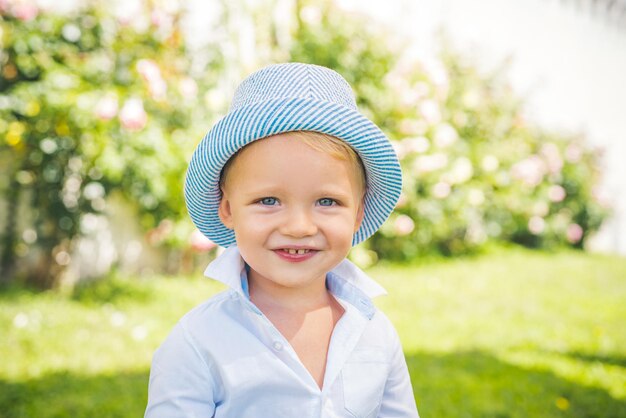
[232,212,271,238]
[324,216,358,243]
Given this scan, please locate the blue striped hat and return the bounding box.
[184,63,402,247]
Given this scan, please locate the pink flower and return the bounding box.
[419,99,441,125]
[179,77,198,99]
[511,156,546,187]
[414,153,448,174]
[136,59,167,100]
[394,215,415,236]
[447,157,473,184]
[148,77,167,100]
[592,186,612,208]
[432,181,451,199]
[566,224,583,243]
[541,143,563,174]
[528,216,545,235]
[119,98,147,131]
[137,59,160,80]
[12,2,38,21]
[399,118,424,135]
[403,136,430,154]
[151,9,172,28]
[548,185,567,202]
[423,58,449,88]
[190,230,217,252]
[565,144,582,163]
[95,94,118,120]
[433,123,458,148]
[399,89,422,107]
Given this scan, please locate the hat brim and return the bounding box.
[184,96,402,247]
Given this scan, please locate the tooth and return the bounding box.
[288,249,296,254]
[297,249,305,254]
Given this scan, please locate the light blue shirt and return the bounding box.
[145,246,419,418]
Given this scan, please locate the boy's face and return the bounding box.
[219,133,365,295]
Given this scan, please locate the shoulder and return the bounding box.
[369,307,400,338]
[350,305,403,359]
[152,290,246,373]
[179,289,235,325]
[182,289,252,336]
[157,289,241,350]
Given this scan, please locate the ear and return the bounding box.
[353,197,365,233]
[218,194,234,230]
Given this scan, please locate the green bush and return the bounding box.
[0,1,222,286]
[287,1,609,263]
[0,0,610,282]
[370,52,608,261]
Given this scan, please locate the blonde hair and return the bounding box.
[219,131,367,193]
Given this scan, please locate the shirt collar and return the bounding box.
[203,246,387,319]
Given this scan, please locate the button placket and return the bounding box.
[238,296,289,358]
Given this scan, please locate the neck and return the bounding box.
[247,272,331,314]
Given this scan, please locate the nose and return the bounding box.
[279,206,318,238]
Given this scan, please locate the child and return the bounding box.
[145,63,419,417]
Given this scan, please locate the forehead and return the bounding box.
[223,135,362,192]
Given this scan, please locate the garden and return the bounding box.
[1,0,624,417]
[2,246,625,417]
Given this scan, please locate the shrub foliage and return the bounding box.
[0,0,609,285]
[288,1,608,263]
[0,1,222,285]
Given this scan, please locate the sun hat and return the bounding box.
[184,62,402,247]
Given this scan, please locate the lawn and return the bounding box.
[1,246,625,417]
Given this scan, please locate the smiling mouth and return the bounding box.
[273,248,318,262]
[280,248,313,255]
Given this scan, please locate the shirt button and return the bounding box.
[272,341,283,351]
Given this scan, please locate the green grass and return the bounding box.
[1,246,625,417]
[372,247,626,417]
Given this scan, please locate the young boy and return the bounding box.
[145,63,419,417]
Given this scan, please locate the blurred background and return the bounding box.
[1,0,625,417]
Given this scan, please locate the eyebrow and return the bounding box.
[240,185,354,199]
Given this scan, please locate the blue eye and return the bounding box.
[259,197,278,206]
[318,198,336,206]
